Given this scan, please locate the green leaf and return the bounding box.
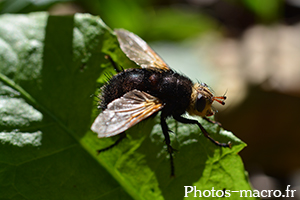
[242,0,283,23]
[0,0,71,14]
[0,12,256,200]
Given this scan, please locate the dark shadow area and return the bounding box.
[219,85,300,178]
[42,14,106,139]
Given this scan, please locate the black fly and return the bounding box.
[91,29,231,176]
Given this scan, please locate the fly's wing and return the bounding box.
[115,29,170,71]
[91,89,164,138]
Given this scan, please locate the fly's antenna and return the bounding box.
[212,96,226,105]
[212,89,227,105]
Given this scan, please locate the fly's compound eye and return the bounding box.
[195,94,206,112]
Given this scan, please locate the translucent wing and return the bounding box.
[115,29,170,71]
[91,89,164,138]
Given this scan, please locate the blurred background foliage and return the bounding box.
[0,0,288,39]
[1,0,300,199]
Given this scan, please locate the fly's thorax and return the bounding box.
[187,83,215,117]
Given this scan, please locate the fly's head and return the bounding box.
[188,83,226,117]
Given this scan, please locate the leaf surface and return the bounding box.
[0,12,256,200]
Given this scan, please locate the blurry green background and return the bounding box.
[1,0,300,199]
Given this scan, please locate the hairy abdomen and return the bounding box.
[100,68,193,116]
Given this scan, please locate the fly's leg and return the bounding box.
[105,55,124,73]
[97,132,127,154]
[173,115,231,148]
[203,116,222,127]
[160,114,176,177]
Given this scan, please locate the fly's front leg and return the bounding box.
[173,115,231,148]
[203,116,222,127]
